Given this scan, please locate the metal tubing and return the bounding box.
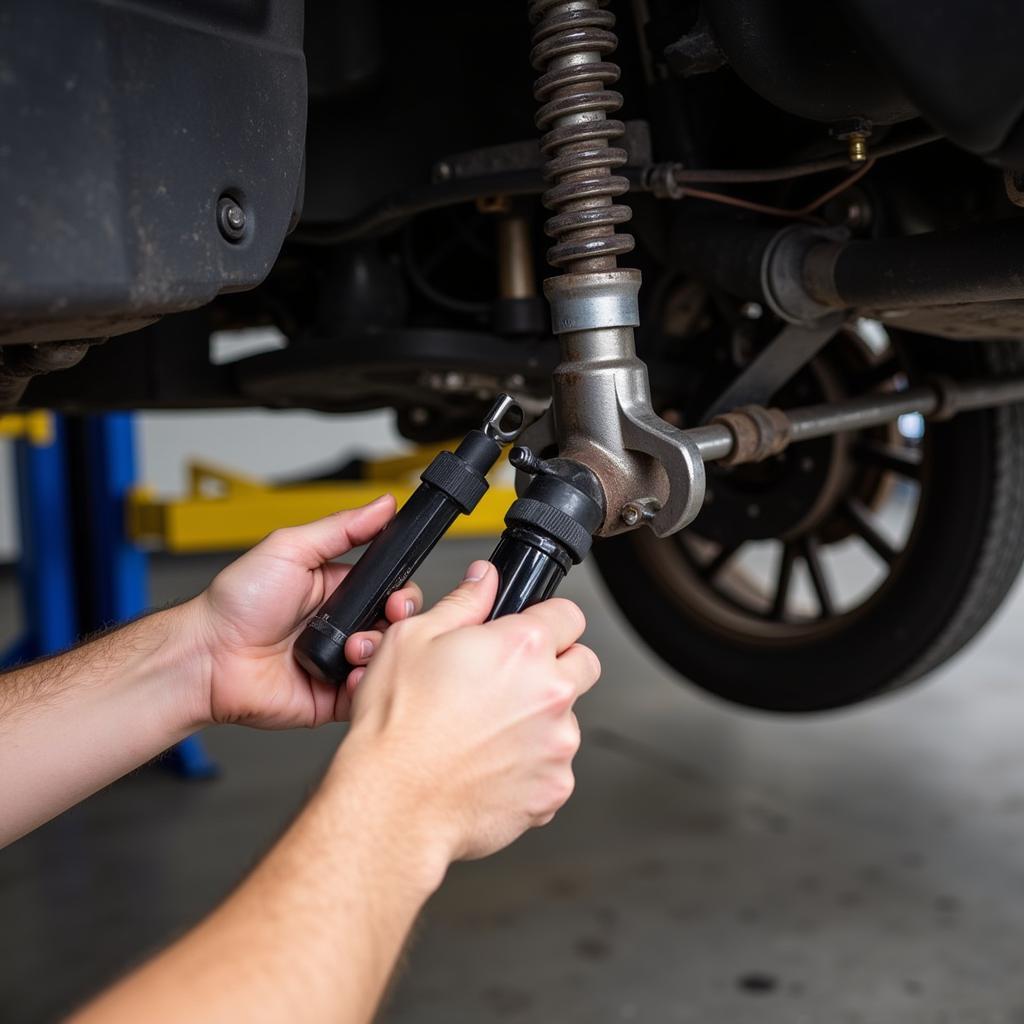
[947,377,1024,413]
[693,376,1024,467]
[498,216,537,300]
[687,424,734,461]
[786,387,938,443]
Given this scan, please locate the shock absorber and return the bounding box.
[525,0,706,539]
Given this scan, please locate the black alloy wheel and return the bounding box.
[593,317,1024,712]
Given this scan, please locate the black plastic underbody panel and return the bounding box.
[0,0,306,344]
[703,0,1024,165]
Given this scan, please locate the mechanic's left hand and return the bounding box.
[189,496,422,728]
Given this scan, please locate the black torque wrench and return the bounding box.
[294,394,525,684]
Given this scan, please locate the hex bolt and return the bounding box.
[621,499,660,527]
[621,504,642,527]
[217,195,247,243]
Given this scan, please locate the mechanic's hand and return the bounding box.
[335,561,600,868]
[191,496,423,728]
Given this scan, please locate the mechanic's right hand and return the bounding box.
[333,560,600,873]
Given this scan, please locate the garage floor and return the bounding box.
[3,540,1024,1022]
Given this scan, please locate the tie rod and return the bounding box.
[686,375,1024,468]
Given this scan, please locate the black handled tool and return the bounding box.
[294,395,524,684]
[487,448,604,618]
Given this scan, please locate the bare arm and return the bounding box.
[72,564,599,1024]
[0,498,422,849]
[74,741,443,1024]
[0,605,207,846]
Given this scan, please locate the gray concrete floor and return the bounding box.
[3,541,1024,1022]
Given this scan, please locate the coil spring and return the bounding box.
[529,0,635,275]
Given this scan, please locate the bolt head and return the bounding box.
[217,196,247,242]
[621,500,660,527]
[621,503,642,527]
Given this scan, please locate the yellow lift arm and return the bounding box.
[128,447,516,553]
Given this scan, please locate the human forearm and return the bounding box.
[73,733,445,1024]
[0,602,209,847]
[68,562,596,1024]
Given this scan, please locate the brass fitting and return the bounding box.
[830,118,873,164]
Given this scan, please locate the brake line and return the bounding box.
[289,131,940,246]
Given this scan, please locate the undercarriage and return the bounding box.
[4,0,1024,709]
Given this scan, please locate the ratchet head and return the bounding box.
[482,394,526,445]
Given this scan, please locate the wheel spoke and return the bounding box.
[702,541,743,580]
[844,497,899,565]
[770,543,796,620]
[854,439,923,481]
[801,535,836,618]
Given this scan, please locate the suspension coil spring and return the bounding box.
[529,0,635,276]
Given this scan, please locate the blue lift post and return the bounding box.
[4,412,217,779]
[80,413,217,779]
[3,417,78,665]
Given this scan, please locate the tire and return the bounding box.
[592,338,1024,712]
